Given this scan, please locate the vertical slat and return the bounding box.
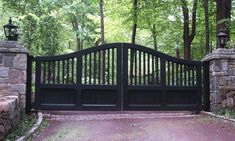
[62,60,65,84]
[89,53,92,84]
[167,61,170,85]
[99,51,101,84]
[48,61,51,84]
[176,63,179,86]
[130,49,134,85]
[156,57,159,85]
[94,51,97,84]
[184,65,187,86]
[147,54,150,85]
[66,59,70,84]
[172,62,174,86]
[43,61,46,83]
[192,66,195,86]
[180,64,183,86]
[102,50,106,84]
[71,58,74,84]
[188,65,191,86]
[139,51,141,85]
[112,48,114,85]
[52,61,56,83]
[143,53,146,85]
[57,61,60,84]
[135,50,137,85]
[108,49,110,84]
[84,54,87,84]
[151,55,154,85]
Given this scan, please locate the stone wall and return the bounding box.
[0,41,28,140]
[0,95,20,140]
[202,48,235,111]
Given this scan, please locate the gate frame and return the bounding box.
[31,43,209,111]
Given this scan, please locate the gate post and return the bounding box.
[0,41,28,111]
[202,61,210,111]
[26,55,34,114]
[202,48,235,112]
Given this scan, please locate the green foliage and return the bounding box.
[4,113,36,141]
[213,108,235,119]
[37,16,63,56]
[0,0,234,59]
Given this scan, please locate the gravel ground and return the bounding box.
[32,111,235,141]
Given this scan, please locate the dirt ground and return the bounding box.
[32,111,235,141]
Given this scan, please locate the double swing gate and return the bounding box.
[34,43,207,111]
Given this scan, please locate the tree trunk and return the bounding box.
[204,0,210,54]
[70,15,81,50]
[176,47,180,59]
[181,0,197,60]
[152,24,157,51]
[131,0,137,44]
[216,0,231,47]
[100,0,105,45]
[76,36,81,50]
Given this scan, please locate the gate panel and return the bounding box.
[123,43,202,110]
[35,43,122,110]
[79,44,122,110]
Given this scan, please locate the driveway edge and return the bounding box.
[15,112,43,141]
[201,111,235,122]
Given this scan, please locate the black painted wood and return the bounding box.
[34,43,204,111]
[26,55,33,114]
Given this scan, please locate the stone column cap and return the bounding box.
[0,41,28,54]
[202,48,235,62]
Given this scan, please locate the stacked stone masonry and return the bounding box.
[203,48,235,111]
[0,41,28,140]
[0,95,20,140]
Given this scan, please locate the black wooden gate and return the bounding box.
[34,43,204,111]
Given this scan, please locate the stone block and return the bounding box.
[0,67,9,78]
[8,69,24,84]
[0,85,11,96]
[0,56,2,65]
[226,97,234,107]
[13,54,27,70]
[11,84,26,94]
[3,55,15,67]
[221,100,226,108]
[0,78,8,84]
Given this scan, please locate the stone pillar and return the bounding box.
[202,48,235,111]
[0,41,28,110]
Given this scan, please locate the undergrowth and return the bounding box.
[4,113,36,141]
[213,108,235,119]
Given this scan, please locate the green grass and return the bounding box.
[4,113,36,141]
[213,108,235,119]
[26,119,48,141]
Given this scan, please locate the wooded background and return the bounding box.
[0,0,234,60]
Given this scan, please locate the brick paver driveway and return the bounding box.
[33,111,235,141]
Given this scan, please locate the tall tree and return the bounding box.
[204,0,210,54]
[216,0,231,46]
[152,24,157,50]
[181,0,198,60]
[100,0,105,44]
[70,15,82,50]
[131,0,137,44]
